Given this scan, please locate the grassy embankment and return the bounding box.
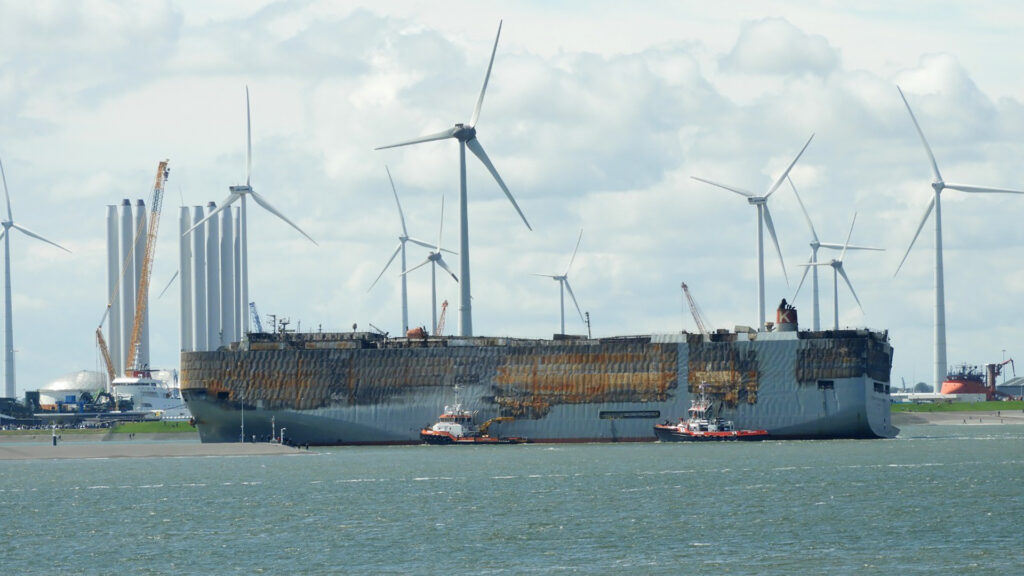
[891,400,1024,413]
[0,420,195,436]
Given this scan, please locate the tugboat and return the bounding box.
[419,393,526,445]
[654,385,770,442]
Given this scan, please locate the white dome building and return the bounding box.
[38,370,107,406]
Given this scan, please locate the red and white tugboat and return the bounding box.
[654,385,769,442]
[419,394,526,445]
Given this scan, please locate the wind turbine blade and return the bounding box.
[894,196,935,276]
[788,177,818,243]
[840,212,857,262]
[465,138,532,230]
[369,244,403,291]
[406,237,440,251]
[404,258,431,275]
[837,265,863,313]
[792,255,812,300]
[436,195,445,249]
[470,20,502,128]
[157,270,178,299]
[12,223,71,253]
[819,242,883,252]
[183,193,240,237]
[564,278,585,322]
[375,127,458,151]
[766,133,814,198]
[565,228,583,274]
[436,256,459,282]
[897,86,943,183]
[0,157,12,222]
[762,204,789,286]
[248,190,318,246]
[385,165,408,236]
[690,176,754,198]
[944,183,1024,194]
[531,273,558,279]
[245,86,252,187]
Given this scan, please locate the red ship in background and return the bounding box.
[941,359,1014,400]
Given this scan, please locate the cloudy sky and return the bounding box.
[2,0,1023,397]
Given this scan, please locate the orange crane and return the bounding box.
[125,160,170,375]
[681,282,710,336]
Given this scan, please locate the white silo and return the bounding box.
[205,202,220,348]
[191,206,207,351]
[106,204,122,384]
[220,206,235,345]
[179,206,193,352]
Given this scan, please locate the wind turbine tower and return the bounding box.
[533,228,585,335]
[789,178,883,331]
[369,166,446,333]
[692,134,813,330]
[894,86,1024,392]
[376,21,531,337]
[0,158,71,398]
[185,87,317,337]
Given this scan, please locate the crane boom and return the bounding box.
[126,160,170,374]
[681,282,710,336]
[249,302,264,333]
[436,300,448,336]
[96,327,115,382]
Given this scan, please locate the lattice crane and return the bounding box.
[681,282,710,336]
[126,160,170,374]
[435,300,448,336]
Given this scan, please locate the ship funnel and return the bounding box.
[776,298,798,332]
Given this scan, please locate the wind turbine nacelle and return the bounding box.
[230,185,252,193]
[747,196,767,206]
[452,124,476,141]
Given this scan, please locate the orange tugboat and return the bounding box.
[420,393,526,445]
[654,385,770,442]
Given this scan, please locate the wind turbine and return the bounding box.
[692,134,814,330]
[789,177,883,331]
[894,86,1024,392]
[405,196,458,335]
[801,213,872,330]
[0,158,71,398]
[533,228,585,335]
[368,166,448,333]
[376,20,531,338]
[185,86,317,336]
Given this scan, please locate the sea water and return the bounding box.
[1,425,1022,575]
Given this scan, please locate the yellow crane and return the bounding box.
[126,160,170,375]
[95,161,169,382]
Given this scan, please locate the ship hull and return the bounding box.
[181,329,897,445]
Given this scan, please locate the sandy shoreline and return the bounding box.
[892,410,1024,426]
[0,438,305,460]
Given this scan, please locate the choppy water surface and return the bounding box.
[1,425,1022,575]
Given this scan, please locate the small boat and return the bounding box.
[419,401,526,445]
[654,386,769,442]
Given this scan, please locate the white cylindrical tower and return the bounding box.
[134,199,149,369]
[106,205,121,386]
[191,206,207,352]
[205,202,220,349]
[179,206,193,352]
[234,209,242,340]
[220,206,235,345]
[119,199,134,373]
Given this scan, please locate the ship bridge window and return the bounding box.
[817,380,835,390]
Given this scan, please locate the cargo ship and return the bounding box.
[180,305,897,444]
